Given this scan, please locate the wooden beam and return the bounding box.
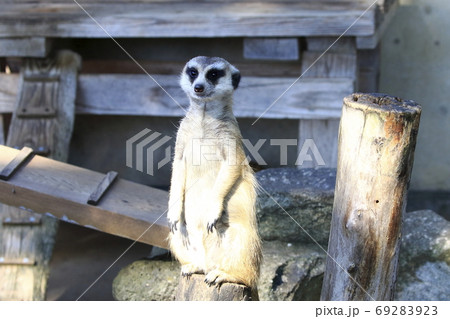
[0,37,49,58]
[320,93,421,301]
[0,144,170,249]
[243,38,299,61]
[0,2,378,38]
[176,274,257,301]
[0,74,353,120]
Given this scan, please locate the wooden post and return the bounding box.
[0,51,80,301]
[175,274,258,301]
[320,93,421,301]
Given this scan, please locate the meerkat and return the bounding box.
[167,56,262,289]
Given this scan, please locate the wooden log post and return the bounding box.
[175,274,258,301]
[320,93,421,301]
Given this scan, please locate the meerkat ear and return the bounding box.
[231,70,241,90]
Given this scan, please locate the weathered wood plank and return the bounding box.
[0,146,34,181]
[357,47,380,92]
[87,171,118,206]
[0,50,80,301]
[356,0,400,49]
[321,94,421,301]
[298,119,339,168]
[0,144,170,249]
[0,203,58,300]
[243,38,299,61]
[0,114,4,144]
[0,2,377,38]
[306,37,356,53]
[0,37,48,58]
[176,274,257,301]
[0,74,352,119]
[301,52,357,79]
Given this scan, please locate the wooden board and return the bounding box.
[0,51,80,301]
[298,119,340,168]
[0,114,4,145]
[0,1,380,39]
[0,145,169,249]
[0,74,353,120]
[0,37,48,58]
[0,205,58,300]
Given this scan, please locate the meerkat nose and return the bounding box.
[194,84,205,93]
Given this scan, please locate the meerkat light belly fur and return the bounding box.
[167,56,262,288]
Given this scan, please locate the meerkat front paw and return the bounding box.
[181,264,203,277]
[204,269,237,286]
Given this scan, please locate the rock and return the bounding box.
[112,259,179,301]
[256,168,335,245]
[259,241,326,301]
[395,262,450,301]
[400,210,450,264]
[395,210,450,300]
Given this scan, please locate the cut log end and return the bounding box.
[345,93,422,117]
[175,274,258,301]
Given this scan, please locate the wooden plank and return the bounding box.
[356,0,400,49]
[0,144,169,249]
[243,38,299,61]
[0,114,4,145]
[0,74,352,119]
[0,37,48,58]
[0,146,34,181]
[87,171,118,206]
[6,51,81,161]
[301,52,357,79]
[306,37,356,53]
[298,119,340,168]
[0,202,58,300]
[2,214,42,226]
[0,2,377,38]
[0,50,80,301]
[357,47,380,92]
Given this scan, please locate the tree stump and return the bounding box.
[320,93,421,301]
[175,274,258,301]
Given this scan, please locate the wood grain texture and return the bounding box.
[0,146,33,181]
[298,119,339,168]
[87,171,118,205]
[176,274,257,301]
[0,2,378,38]
[0,37,48,58]
[320,93,421,301]
[0,145,170,249]
[0,74,353,119]
[0,51,80,301]
[0,114,4,145]
[243,38,299,61]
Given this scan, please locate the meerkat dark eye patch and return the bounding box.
[186,67,198,83]
[206,68,225,84]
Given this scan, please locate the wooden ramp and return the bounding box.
[0,145,170,249]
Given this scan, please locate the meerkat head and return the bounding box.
[180,56,241,103]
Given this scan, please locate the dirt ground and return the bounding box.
[46,221,151,301]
